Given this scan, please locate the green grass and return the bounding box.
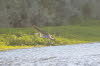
[0,45,45,51]
[44,25,100,41]
[0,23,100,51]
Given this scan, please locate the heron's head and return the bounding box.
[49,35,55,40]
[50,38,55,40]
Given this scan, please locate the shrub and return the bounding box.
[7,34,34,46]
[0,42,7,46]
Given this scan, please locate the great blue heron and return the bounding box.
[33,25,55,40]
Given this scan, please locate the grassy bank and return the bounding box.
[44,25,100,41]
[0,25,100,51]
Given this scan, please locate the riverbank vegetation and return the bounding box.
[1,23,100,51]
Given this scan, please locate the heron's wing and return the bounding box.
[32,25,48,35]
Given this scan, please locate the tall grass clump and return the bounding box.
[0,33,88,47]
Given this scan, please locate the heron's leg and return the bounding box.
[38,32,42,38]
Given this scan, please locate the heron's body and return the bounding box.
[33,25,55,40]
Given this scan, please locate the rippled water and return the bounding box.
[0,43,100,66]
